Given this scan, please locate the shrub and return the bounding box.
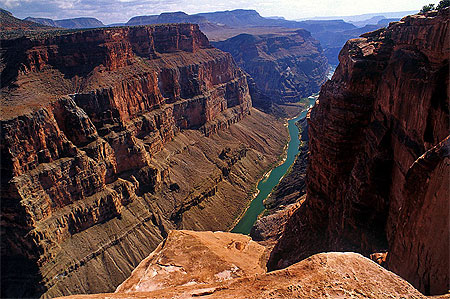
[420,3,435,13]
[420,0,449,13]
[437,0,450,9]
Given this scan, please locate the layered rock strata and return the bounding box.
[0,24,288,298]
[56,230,428,299]
[268,9,449,295]
[213,30,328,105]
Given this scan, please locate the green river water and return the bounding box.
[232,95,318,235]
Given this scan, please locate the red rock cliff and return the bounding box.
[268,9,449,295]
[0,24,290,298]
[213,30,328,106]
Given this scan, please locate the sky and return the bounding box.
[0,0,436,24]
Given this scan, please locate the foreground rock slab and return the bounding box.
[116,230,268,292]
[58,230,426,299]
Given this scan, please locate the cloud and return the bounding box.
[0,0,427,24]
[1,0,31,9]
[0,0,169,23]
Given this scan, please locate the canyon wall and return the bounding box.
[268,8,449,295]
[0,24,289,298]
[213,30,328,106]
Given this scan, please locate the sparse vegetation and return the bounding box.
[437,0,450,9]
[421,3,435,13]
[421,0,449,13]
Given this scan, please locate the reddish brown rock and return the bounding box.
[115,230,267,293]
[54,231,427,299]
[268,8,449,296]
[214,30,328,106]
[387,136,449,295]
[0,24,289,298]
[250,197,304,249]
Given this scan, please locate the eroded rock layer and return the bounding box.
[56,230,427,299]
[213,30,328,105]
[0,24,288,298]
[268,9,449,295]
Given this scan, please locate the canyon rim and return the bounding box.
[1,2,449,299]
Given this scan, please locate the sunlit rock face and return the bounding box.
[268,8,449,295]
[0,23,290,298]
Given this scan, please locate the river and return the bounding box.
[231,94,319,235]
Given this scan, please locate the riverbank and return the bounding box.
[231,95,318,234]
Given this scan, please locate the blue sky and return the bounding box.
[1,0,435,24]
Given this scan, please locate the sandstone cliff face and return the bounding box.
[1,24,289,298]
[213,30,328,105]
[55,230,428,299]
[268,9,449,295]
[387,136,449,295]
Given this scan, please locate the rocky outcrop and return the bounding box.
[115,230,268,292]
[213,30,328,105]
[1,24,289,298]
[250,196,304,248]
[268,8,449,295]
[55,230,428,299]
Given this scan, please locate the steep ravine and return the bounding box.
[268,8,449,295]
[233,95,317,236]
[0,24,288,298]
[250,115,311,246]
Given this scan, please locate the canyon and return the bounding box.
[23,9,398,66]
[0,23,289,298]
[1,5,448,299]
[250,115,310,246]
